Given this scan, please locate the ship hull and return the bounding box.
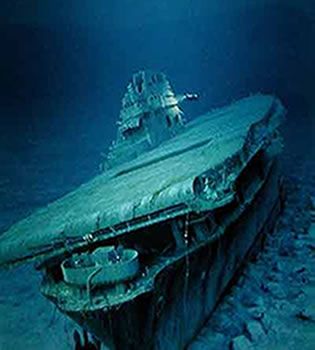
[64,160,283,350]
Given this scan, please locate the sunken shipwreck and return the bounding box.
[0,71,286,349]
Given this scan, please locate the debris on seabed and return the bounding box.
[188,174,315,350]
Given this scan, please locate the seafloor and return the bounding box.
[0,113,314,350]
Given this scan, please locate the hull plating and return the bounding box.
[65,161,282,350]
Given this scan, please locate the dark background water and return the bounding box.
[0,0,314,231]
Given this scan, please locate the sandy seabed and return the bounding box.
[0,264,75,350]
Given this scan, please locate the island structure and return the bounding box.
[0,71,286,349]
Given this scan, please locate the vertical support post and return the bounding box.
[171,220,185,249]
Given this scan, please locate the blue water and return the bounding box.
[0,1,314,349]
